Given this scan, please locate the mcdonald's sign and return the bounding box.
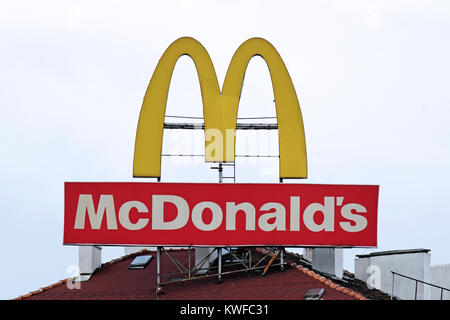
[64,182,379,247]
[63,38,379,248]
[133,37,307,179]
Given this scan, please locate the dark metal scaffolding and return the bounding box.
[155,115,286,292]
[164,122,278,130]
[156,247,286,289]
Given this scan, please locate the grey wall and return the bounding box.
[355,251,431,300]
[430,264,450,300]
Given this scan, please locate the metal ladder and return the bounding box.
[211,162,236,183]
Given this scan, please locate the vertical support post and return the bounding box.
[415,280,418,300]
[217,247,222,283]
[188,246,191,280]
[441,288,444,300]
[217,164,223,282]
[391,272,394,300]
[156,246,161,287]
[279,180,284,270]
[218,162,223,183]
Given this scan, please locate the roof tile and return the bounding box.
[15,248,368,300]
[30,289,42,295]
[41,285,54,291]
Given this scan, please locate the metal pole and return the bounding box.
[391,272,394,300]
[441,288,444,300]
[188,246,191,279]
[217,164,222,281]
[217,247,222,283]
[280,247,285,271]
[415,280,418,300]
[157,246,161,287]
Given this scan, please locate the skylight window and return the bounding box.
[304,288,324,300]
[128,255,153,270]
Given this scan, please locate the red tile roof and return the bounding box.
[13,248,367,300]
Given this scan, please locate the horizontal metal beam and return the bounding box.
[166,115,277,120]
[163,122,278,130]
[161,154,279,158]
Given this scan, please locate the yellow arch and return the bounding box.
[133,37,307,179]
[133,37,221,177]
[222,38,307,178]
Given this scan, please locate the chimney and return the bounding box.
[79,246,102,281]
[311,247,343,278]
[195,247,216,272]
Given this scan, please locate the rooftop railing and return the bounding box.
[391,271,450,300]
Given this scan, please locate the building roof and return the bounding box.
[13,248,374,300]
[356,248,431,259]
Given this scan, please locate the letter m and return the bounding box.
[74,195,118,230]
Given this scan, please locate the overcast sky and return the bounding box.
[1,0,450,300]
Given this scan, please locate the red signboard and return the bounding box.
[64,182,379,247]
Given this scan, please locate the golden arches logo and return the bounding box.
[133,37,307,179]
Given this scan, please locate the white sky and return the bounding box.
[1,0,450,299]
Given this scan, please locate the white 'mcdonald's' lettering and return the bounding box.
[73,194,369,233]
[303,196,335,232]
[74,194,118,230]
[258,202,286,231]
[339,203,368,232]
[226,202,255,231]
[192,201,223,231]
[118,200,149,231]
[152,195,189,230]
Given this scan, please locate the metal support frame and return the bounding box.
[155,116,286,291]
[155,246,287,289]
[163,122,278,130]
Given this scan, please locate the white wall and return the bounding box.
[355,250,431,300]
[430,264,450,300]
